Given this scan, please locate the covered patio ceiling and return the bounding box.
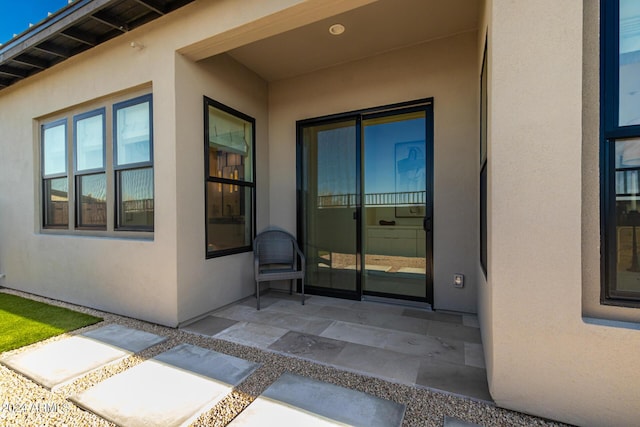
[225,0,479,82]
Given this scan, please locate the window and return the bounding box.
[42,119,68,228]
[602,0,640,305]
[204,97,255,257]
[480,38,488,277]
[40,91,153,234]
[114,95,154,230]
[74,108,106,228]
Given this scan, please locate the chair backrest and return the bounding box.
[254,228,298,265]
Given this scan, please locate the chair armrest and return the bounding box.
[295,245,306,271]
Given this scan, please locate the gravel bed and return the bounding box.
[0,289,570,427]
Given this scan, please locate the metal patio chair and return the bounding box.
[254,227,305,310]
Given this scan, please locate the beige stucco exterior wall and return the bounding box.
[486,1,640,425]
[0,25,180,326]
[173,53,269,323]
[268,31,479,313]
[0,0,374,326]
[476,0,494,393]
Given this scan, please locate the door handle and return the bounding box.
[423,217,431,232]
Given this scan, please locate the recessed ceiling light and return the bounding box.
[329,24,345,36]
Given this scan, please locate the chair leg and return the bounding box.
[256,280,260,310]
[289,279,293,295]
[301,277,305,305]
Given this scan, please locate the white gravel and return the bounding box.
[0,289,570,427]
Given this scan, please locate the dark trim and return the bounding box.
[41,118,68,179]
[114,166,154,232]
[113,94,154,232]
[297,98,433,127]
[425,101,435,305]
[113,94,154,170]
[296,99,434,305]
[363,290,429,304]
[203,96,257,259]
[600,0,640,308]
[304,286,362,301]
[479,35,488,278]
[75,172,107,230]
[73,107,106,174]
[42,177,70,229]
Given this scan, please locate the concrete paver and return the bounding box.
[71,343,260,427]
[229,372,405,427]
[0,324,165,390]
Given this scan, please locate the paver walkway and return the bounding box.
[0,323,406,427]
[0,324,166,390]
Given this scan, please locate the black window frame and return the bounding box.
[601,0,640,307]
[480,36,488,278]
[41,118,69,229]
[39,91,154,236]
[113,94,154,232]
[203,96,256,258]
[73,107,107,229]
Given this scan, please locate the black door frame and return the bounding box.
[296,98,434,305]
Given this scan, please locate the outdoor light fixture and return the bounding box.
[329,24,345,36]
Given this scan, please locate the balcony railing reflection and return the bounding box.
[317,191,426,208]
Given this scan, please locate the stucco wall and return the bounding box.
[173,53,269,323]
[476,0,494,394]
[0,30,180,325]
[268,31,479,313]
[0,0,373,326]
[486,1,640,425]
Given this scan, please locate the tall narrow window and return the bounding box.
[42,119,68,228]
[602,0,640,305]
[204,97,255,257]
[74,108,106,228]
[114,94,154,230]
[480,39,488,277]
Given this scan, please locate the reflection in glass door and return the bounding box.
[298,100,433,303]
[299,119,360,298]
[362,111,428,300]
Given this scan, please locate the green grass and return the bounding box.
[0,293,102,353]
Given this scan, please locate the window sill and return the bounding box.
[206,246,252,259]
[583,316,640,331]
[40,229,154,241]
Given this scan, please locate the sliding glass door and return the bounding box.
[298,100,433,303]
[362,111,428,300]
[299,119,360,298]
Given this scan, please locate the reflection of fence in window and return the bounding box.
[616,168,640,197]
[318,191,425,208]
[616,168,640,227]
[123,199,154,224]
[48,201,69,225]
[80,200,107,225]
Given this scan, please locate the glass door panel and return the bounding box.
[362,111,428,299]
[300,119,359,296]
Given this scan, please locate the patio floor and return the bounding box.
[182,291,491,402]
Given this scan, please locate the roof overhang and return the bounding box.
[0,0,195,91]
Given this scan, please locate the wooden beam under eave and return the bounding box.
[60,28,97,46]
[133,0,167,15]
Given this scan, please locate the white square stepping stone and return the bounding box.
[229,372,405,427]
[0,324,166,390]
[71,344,259,427]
